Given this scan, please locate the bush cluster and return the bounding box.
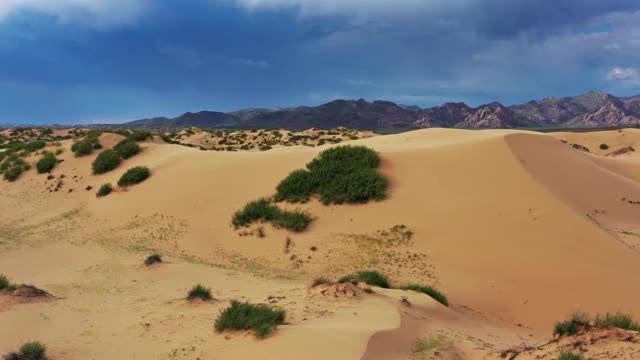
[214,300,285,338]
[72,135,100,157]
[339,270,390,288]
[114,139,141,159]
[129,130,152,142]
[117,166,150,186]
[274,145,388,204]
[1,154,30,182]
[400,284,449,307]
[92,150,121,175]
[232,198,312,232]
[36,152,57,174]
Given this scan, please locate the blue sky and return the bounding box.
[1,0,640,124]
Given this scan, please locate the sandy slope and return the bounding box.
[1,128,640,359]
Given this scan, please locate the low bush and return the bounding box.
[3,166,25,182]
[117,166,150,186]
[231,199,312,232]
[145,254,162,266]
[23,140,46,153]
[556,352,586,360]
[114,139,140,159]
[187,284,212,301]
[92,150,121,174]
[553,312,589,337]
[0,274,9,290]
[36,152,57,174]
[311,277,331,287]
[274,145,388,205]
[214,300,285,338]
[594,312,640,331]
[339,270,390,288]
[4,342,47,360]
[96,183,113,197]
[129,130,152,142]
[72,136,100,157]
[400,284,449,307]
[599,143,609,150]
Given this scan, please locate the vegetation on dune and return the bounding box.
[232,198,312,232]
[339,270,390,288]
[96,183,113,197]
[72,134,100,157]
[594,312,640,331]
[400,284,449,307]
[311,277,331,287]
[129,130,152,142]
[36,152,57,174]
[92,149,121,175]
[145,254,162,266]
[553,312,590,337]
[117,166,150,186]
[113,139,141,159]
[187,284,212,301]
[214,300,285,338]
[556,352,589,360]
[2,155,30,182]
[274,145,388,205]
[0,274,10,291]
[3,342,48,360]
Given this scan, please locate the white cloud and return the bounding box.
[607,67,640,83]
[0,0,147,28]
[231,57,270,68]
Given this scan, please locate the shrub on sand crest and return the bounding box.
[553,312,590,337]
[113,139,141,159]
[117,166,150,186]
[187,284,212,301]
[96,183,113,197]
[214,300,285,338]
[129,130,152,142]
[36,152,57,174]
[92,149,121,175]
[232,198,312,232]
[594,312,640,331]
[401,284,449,307]
[339,270,390,288]
[4,341,47,360]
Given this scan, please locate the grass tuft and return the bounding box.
[232,198,312,232]
[594,312,640,331]
[400,284,449,307]
[556,351,587,360]
[144,254,162,266]
[311,277,331,287]
[214,300,285,338]
[339,270,390,288]
[187,284,212,301]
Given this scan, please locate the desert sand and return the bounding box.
[1,128,640,359]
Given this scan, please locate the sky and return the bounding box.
[1,1,640,124]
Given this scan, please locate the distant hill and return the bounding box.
[121,91,640,130]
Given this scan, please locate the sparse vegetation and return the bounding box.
[117,166,150,186]
[3,341,48,360]
[594,312,640,331]
[113,139,141,159]
[144,254,162,266]
[401,284,449,307]
[92,149,121,174]
[274,145,388,204]
[96,183,113,197]
[129,130,152,142]
[214,300,285,338]
[187,284,212,301]
[0,274,10,290]
[363,287,374,294]
[556,352,587,360]
[36,152,57,173]
[339,270,390,288]
[232,198,312,232]
[312,277,331,287]
[554,312,590,337]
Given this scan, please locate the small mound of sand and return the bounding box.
[1,285,58,305]
[308,282,361,300]
[606,146,635,157]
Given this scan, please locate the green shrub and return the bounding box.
[117,166,150,186]
[594,313,640,331]
[339,271,390,288]
[554,320,580,337]
[145,254,162,266]
[187,284,212,301]
[0,275,9,290]
[72,138,95,157]
[3,166,25,182]
[599,143,609,150]
[114,139,140,159]
[96,183,113,197]
[92,150,121,174]
[4,341,48,360]
[556,352,585,360]
[214,300,285,338]
[363,287,374,294]
[232,199,312,232]
[36,153,57,173]
[400,284,448,307]
[23,140,46,153]
[274,146,387,205]
[312,277,331,287]
[129,130,152,142]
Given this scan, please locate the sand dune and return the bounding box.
[2,128,640,359]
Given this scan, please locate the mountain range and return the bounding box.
[123,92,640,130]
